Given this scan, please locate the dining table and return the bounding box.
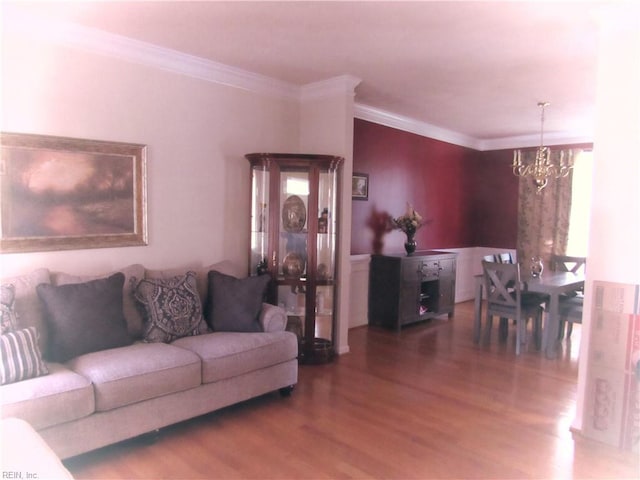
[473,270,585,358]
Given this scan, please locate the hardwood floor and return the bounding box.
[65,301,638,479]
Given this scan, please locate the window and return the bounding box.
[566,151,594,256]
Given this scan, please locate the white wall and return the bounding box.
[573,4,640,433]
[299,76,360,355]
[1,24,299,278]
[0,22,361,361]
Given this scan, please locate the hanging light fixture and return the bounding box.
[512,102,574,193]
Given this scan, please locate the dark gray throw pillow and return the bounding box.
[134,271,208,343]
[205,271,270,332]
[36,273,132,362]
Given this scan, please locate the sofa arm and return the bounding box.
[1,418,74,479]
[259,303,287,332]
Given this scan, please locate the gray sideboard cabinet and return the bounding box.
[368,251,457,330]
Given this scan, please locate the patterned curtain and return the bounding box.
[516,149,577,274]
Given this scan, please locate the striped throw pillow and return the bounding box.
[0,326,48,385]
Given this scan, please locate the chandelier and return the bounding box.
[512,102,574,193]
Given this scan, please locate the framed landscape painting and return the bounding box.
[0,133,147,253]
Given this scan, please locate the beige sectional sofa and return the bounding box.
[1,417,74,479]
[0,261,298,460]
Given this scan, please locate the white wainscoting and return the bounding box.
[348,247,517,328]
[348,254,371,328]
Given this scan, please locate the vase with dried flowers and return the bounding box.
[393,203,423,255]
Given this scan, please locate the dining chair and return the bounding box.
[481,260,544,354]
[557,296,583,339]
[498,252,514,264]
[551,255,586,339]
[482,253,540,338]
[482,253,515,335]
[483,252,514,264]
[551,255,586,275]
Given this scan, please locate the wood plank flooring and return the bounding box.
[65,301,639,479]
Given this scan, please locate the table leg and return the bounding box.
[473,279,483,343]
[543,293,560,358]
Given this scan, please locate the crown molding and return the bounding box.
[300,75,362,102]
[355,104,594,151]
[9,11,363,102]
[6,9,594,151]
[6,9,300,99]
[478,132,594,151]
[354,104,481,150]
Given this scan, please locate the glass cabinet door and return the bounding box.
[250,164,269,275]
[246,153,341,364]
[278,169,309,280]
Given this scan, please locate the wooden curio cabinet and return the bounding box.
[245,153,342,364]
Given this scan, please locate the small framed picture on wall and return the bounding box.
[352,173,369,200]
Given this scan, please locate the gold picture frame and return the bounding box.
[1,132,147,253]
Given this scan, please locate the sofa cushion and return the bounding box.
[1,284,19,334]
[1,327,49,385]
[134,271,209,343]
[66,342,201,412]
[52,264,146,339]
[172,331,298,384]
[0,363,94,430]
[0,269,51,355]
[205,271,270,332]
[37,273,133,362]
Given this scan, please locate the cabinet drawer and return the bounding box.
[402,259,425,282]
[403,260,440,281]
[421,260,440,279]
[438,258,455,275]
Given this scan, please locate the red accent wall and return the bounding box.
[470,144,591,249]
[351,119,519,254]
[471,149,520,249]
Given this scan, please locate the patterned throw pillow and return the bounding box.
[1,284,19,334]
[134,271,208,343]
[1,326,49,385]
[0,269,51,356]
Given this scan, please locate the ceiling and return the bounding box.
[4,1,621,149]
